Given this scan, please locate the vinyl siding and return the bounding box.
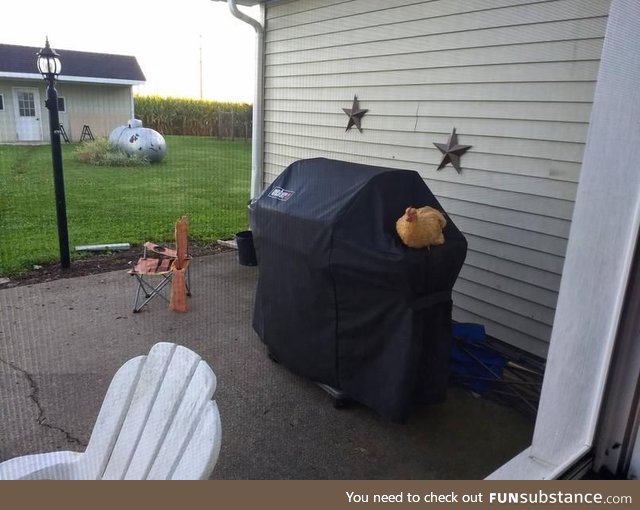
[0,80,43,142]
[262,0,611,357]
[56,83,133,141]
[0,79,133,143]
[0,85,14,142]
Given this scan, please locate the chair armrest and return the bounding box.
[0,451,83,480]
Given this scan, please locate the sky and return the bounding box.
[4,0,259,102]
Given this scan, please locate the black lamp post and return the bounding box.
[37,38,70,269]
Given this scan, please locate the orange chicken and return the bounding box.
[395,206,447,249]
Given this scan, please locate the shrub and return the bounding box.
[74,138,150,167]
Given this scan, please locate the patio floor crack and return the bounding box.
[0,357,87,447]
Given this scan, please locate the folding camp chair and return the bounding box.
[129,216,191,313]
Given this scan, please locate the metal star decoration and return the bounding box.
[342,95,368,133]
[433,128,472,173]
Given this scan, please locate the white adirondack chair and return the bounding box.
[0,342,221,480]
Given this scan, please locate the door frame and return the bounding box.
[12,87,43,142]
[489,0,640,479]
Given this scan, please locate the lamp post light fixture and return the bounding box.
[37,38,70,269]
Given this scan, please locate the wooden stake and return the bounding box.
[170,266,187,313]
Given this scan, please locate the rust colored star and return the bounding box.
[342,95,368,133]
[433,128,472,173]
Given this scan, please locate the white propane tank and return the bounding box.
[109,119,167,162]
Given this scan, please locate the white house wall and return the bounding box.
[0,79,133,143]
[54,83,133,141]
[0,79,40,142]
[262,0,611,356]
[0,84,14,141]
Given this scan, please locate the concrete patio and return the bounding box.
[0,251,533,479]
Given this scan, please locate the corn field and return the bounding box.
[134,95,252,139]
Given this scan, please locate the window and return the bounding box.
[17,91,36,117]
[57,97,66,112]
[0,94,4,111]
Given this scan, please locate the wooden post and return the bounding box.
[169,216,189,313]
[170,267,188,313]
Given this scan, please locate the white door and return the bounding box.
[13,88,43,142]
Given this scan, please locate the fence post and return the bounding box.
[231,111,236,141]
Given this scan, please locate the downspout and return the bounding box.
[226,0,265,199]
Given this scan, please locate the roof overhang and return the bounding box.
[0,71,145,86]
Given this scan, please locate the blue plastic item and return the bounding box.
[450,323,506,394]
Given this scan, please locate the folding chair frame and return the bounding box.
[131,272,176,314]
[129,218,192,313]
[131,274,193,313]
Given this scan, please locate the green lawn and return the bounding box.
[0,136,251,276]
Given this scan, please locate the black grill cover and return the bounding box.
[250,158,467,421]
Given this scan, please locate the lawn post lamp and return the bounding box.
[37,38,70,269]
